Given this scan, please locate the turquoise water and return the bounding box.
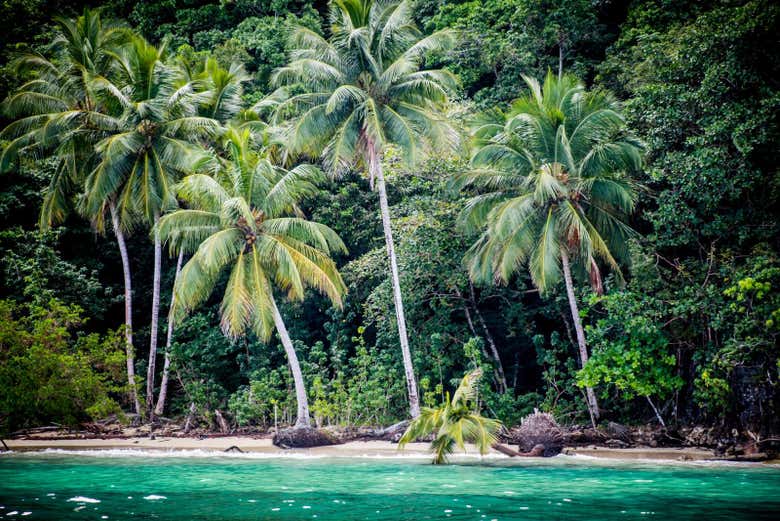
[1,451,779,520]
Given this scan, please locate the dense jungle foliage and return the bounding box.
[0,0,778,438]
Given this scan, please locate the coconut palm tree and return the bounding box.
[157,126,347,428]
[455,72,643,424]
[0,9,144,414]
[82,34,220,418]
[273,0,459,417]
[154,58,249,417]
[398,368,501,464]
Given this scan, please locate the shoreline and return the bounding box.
[3,437,773,463]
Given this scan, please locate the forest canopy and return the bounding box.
[0,0,777,439]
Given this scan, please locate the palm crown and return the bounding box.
[157,126,347,340]
[82,35,221,229]
[272,0,458,175]
[399,368,501,464]
[0,9,129,228]
[458,72,643,292]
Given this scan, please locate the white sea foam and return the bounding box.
[29,447,508,461]
[142,495,167,501]
[67,497,100,504]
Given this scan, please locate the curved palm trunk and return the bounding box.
[560,247,600,425]
[110,201,141,415]
[368,144,421,418]
[270,295,311,428]
[154,250,184,417]
[146,213,162,421]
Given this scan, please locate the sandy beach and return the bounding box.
[2,436,724,461]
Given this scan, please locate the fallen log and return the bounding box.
[493,443,545,457]
[224,445,244,453]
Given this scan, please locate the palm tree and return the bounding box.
[273,0,459,417]
[0,9,144,414]
[398,368,501,464]
[455,72,643,425]
[157,126,347,428]
[82,35,220,419]
[154,58,249,417]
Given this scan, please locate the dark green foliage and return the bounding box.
[0,299,125,434]
[0,0,777,436]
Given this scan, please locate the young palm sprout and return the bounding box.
[399,368,501,464]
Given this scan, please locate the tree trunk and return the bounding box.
[154,250,184,417]
[146,213,163,421]
[110,201,141,415]
[558,43,564,80]
[270,294,311,428]
[560,247,600,425]
[368,143,420,418]
[469,282,508,393]
[646,396,667,429]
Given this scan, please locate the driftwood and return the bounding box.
[493,443,545,457]
[214,410,230,434]
[224,445,244,453]
[183,403,197,433]
[10,425,62,436]
[1,438,8,451]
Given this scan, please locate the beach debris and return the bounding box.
[508,409,564,457]
[272,427,340,449]
[492,443,545,457]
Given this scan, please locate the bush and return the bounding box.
[0,299,124,434]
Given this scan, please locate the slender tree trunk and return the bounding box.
[558,44,564,80]
[154,250,184,417]
[146,213,162,421]
[469,282,508,393]
[458,288,503,391]
[560,247,600,424]
[110,201,141,415]
[646,396,667,429]
[270,295,311,428]
[368,143,420,418]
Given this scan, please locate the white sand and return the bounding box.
[3,437,718,460]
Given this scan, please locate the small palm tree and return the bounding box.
[82,35,221,418]
[399,368,501,464]
[273,0,459,418]
[456,72,643,424]
[0,9,144,414]
[157,127,347,428]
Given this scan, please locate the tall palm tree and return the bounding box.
[455,72,643,424]
[273,0,458,417]
[0,9,144,414]
[82,35,220,419]
[398,368,501,464]
[157,127,347,428]
[154,58,249,417]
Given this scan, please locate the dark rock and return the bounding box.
[272,427,341,449]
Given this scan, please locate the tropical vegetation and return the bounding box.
[0,0,777,446]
